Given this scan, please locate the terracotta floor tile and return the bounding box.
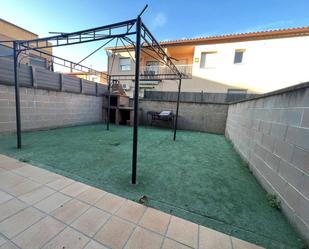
[125,227,163,249]
[139,207,170,235]
[12,216,65,249]
[0,156,25,171]
[76,187,106,205]
[166,216,198,248]
[94,216,135,249]
[71,207,110,237]
[0,207,45,238]
[60,182,89,197]
[46,177,75,190]
[41,227,89,249]
[95,193,125,214]
[0,198,27,222]
[0,171,26,190]
[161,238,192,249]
[0,235,7,246]
[7,179,41,197]
[12,165,48,178]
[199,226,232,249]
[116,200,146,224]
[51,198,89,224]
[0,191,13,204]
[30,172,62,184]
[231,237,265,249]
[34,192,71,213]
[84,240,108,249]
[0,241,19,249]
[19,186,55,204]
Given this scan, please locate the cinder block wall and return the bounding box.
[225,83,309,241]
[0,85,103,133]
[139,99,228,134]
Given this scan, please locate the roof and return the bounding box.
[0,18,38,37]
[160,26,309,46]
[107,26,309,51]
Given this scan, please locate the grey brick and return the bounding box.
[300,174,309,200]
[278,160,304,191]
[0,99,9,107]
[286,126,309,151]
[254,143,267,159]
[251,119,260,130]
[0,85,9,93]
[298,193,309,225]
[301,109,309,128]
[259,121,271,134]
[270,123,287,139]
[264,149,281,172]
[274,139,294,162]
[267,163,287,195]
[261,133,275,152]
[290,213,309,242]
[283,183,302,214]
[288,87,309,108]
[280,109,303,126]
[291,146,309,175]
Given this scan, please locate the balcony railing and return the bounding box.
[141,64,192,79]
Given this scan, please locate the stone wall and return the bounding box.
[225,82,309,241]
[139,99,228,134]
[0,85,103,133]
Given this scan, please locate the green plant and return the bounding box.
[267,194,281,210]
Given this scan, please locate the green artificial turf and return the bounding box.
[0,124,304,249]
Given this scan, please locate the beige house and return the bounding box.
[106,27,309,97]
[0,18,52,68]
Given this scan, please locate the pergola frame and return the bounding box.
[11,6,183,184]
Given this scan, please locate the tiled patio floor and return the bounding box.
[0,154,264,249]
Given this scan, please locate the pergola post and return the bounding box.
[131,15,141,184]
[106,75,111,130]
[13,41,22,149]
[173,76,182,141]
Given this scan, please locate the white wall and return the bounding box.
[110,36,309,96]
[193,36,309,93]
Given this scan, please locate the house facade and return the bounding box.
[0,18,52,69]
[106,27,309,97]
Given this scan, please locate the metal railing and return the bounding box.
[141,64,192,79]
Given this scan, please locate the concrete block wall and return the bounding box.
[139,99,228,134]
[0,85,103,133]
[225,83,309,242]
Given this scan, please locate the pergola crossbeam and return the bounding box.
[19,46,107,78]
[16,19,137,51]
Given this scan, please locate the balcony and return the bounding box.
[141,64,192,80]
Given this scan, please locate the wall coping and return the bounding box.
[229,81,309,105]
[139,98,229,105]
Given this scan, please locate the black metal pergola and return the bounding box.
[11,5,184,184]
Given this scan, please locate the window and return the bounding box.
[119,57,131,71]
[234,49,245,64]
[200,52,217,68]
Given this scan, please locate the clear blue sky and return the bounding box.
[1,0,309,71]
